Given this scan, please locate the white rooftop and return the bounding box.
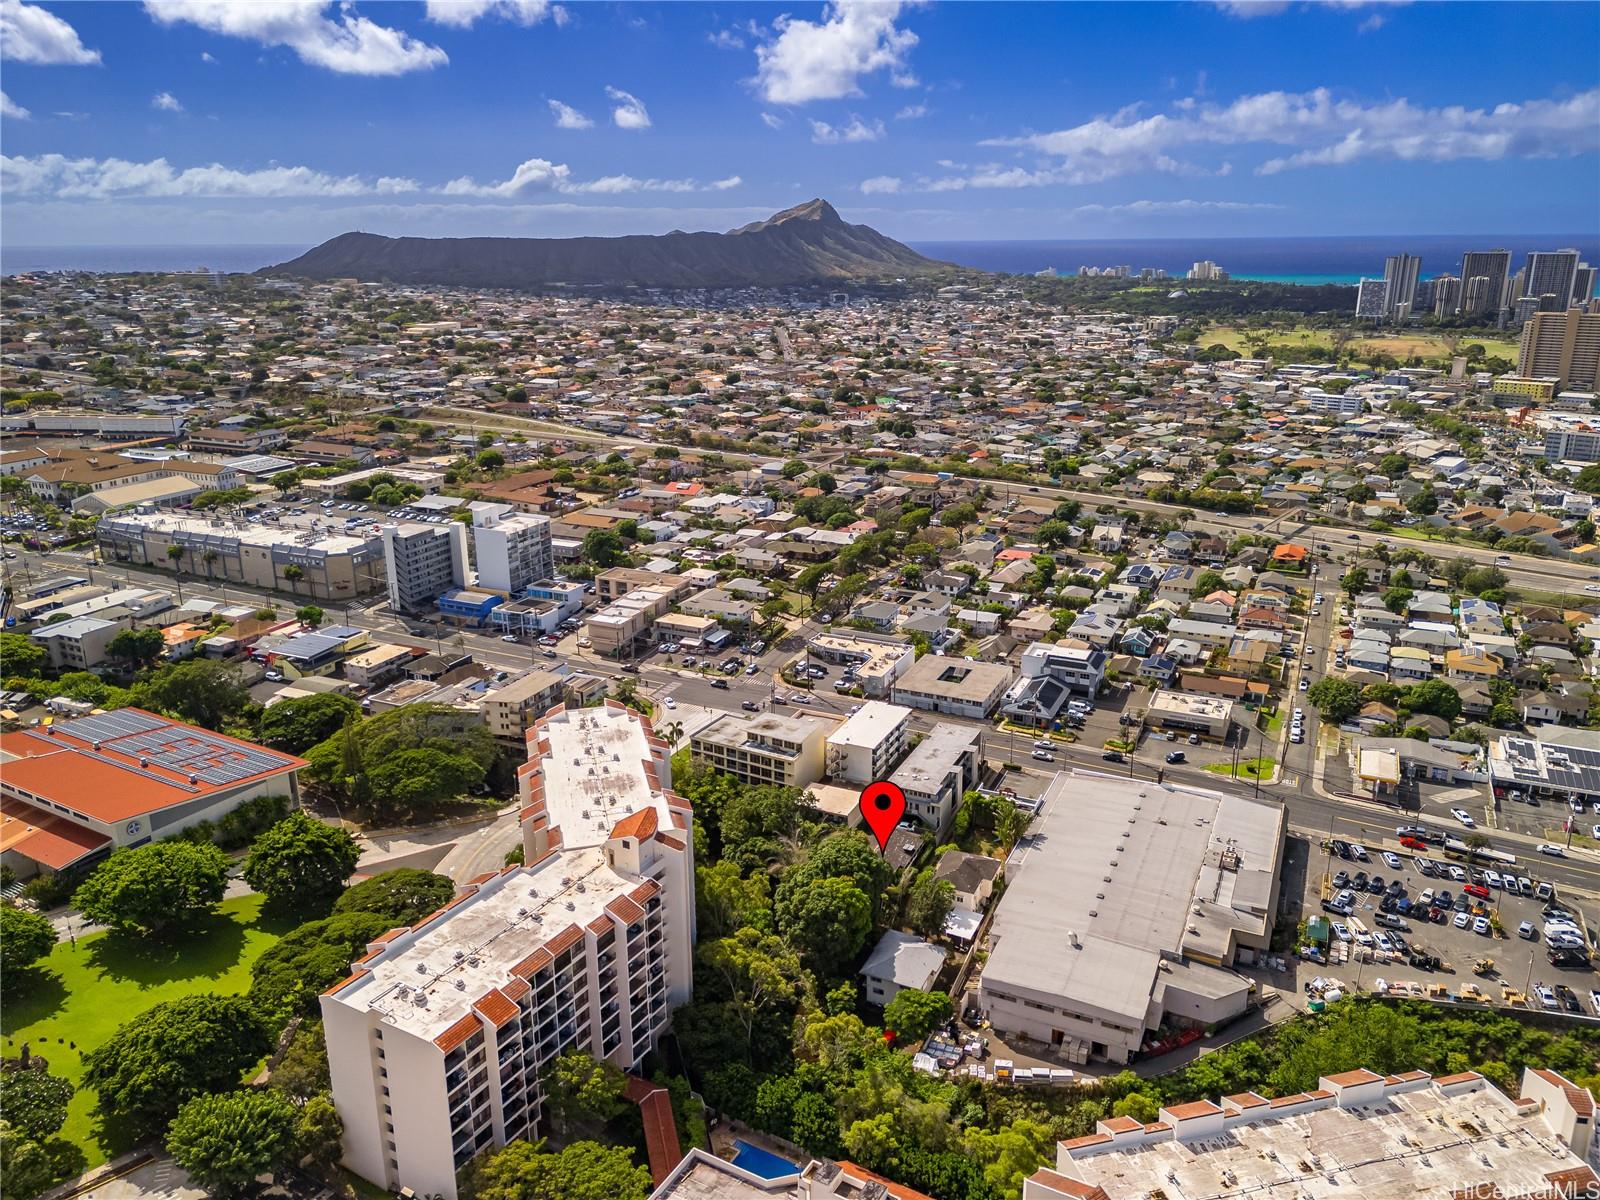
[825,700,910,751]
[533,703,672,850]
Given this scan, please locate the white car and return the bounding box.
[1537,843,1566,857]
[1453,911,1471,929]
[663,696,676,709]
[1472,917,1490,935]
[1352,927,1374,946]
[1031,749,1054,762]
[1450,808,1475,828]
[1418,888,1435,907]
[1536,984,1559,1010]
[1483,870,1502,888]
[1382,852,1402,869]
[500,634,520,643]
[1034,738,1055,750]
[1331,922,1351,941]
[1447,864,1466,882]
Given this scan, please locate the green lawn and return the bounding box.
[1205,757,1277,780]
[1,894,291,1171]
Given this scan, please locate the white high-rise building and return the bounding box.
[381,522,469,615]
[1524,249,1581,312]
[1187,260,1228,282]
[322,703,695,1200]
[469,502,553,596]
[1382,253,1420,319]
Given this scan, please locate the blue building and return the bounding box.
[437,588,503,627]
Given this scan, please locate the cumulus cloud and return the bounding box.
[760,111,785,130]
[895,103,927,120]
[754,0,918,105]
[980,86,1600,183]
[605,86,651,130]
[152,91,183,112]
[143,0,447,76]
[1,153,421,199]
[859,175,901,194]
[547,99,592,130]
[1,90,31,120]
[1215,0,1408,14]
[440,156,740,198]
[810,115,886,144]
[423,0,564,27]
[1,0,101,64]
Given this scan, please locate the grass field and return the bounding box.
[1204,757,1277,780]
[1206,323,1519,364]
[0,895,291,1171]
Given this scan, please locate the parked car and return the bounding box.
[1519,921,1537,939]
[1450,807,1475,827]
[1165,750,1186,764]
[1536,983,1559,1010]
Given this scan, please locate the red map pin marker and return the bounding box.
[859,780,907,854]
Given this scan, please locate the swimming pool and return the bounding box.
[730,1139,800,1179]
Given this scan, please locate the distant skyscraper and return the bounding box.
[1355,277,1389,322]
[1574,264,1598,307]
[1187,260,1228,282]
[1518,310,1600,391]
[1430,274,1461,317]
[1382,254,1421,320]
[1457,249,1511,316]
[1524,249,1581,311]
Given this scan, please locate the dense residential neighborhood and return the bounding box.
[4,266,1600,1200]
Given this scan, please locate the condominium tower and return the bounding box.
[321,702,695,1199]
[1381,253,1420,319]
[1458,248,1511,317]
[1518,310,1600,392]
[1523,249,1581,312]
[469,503,554,596]
[381,522,469,615]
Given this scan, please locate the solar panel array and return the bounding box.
[58,709,292,786]
[1500,736,1600,794]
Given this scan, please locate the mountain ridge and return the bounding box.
[258,199,952,290]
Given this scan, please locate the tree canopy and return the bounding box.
[0,905,57,985]
[332,867,456,925]
[242,811,360,913]
[302,703,498,820]
[83,995,270,1135]
[249,911,393,1023]
[461,1139,650,1200]
[72,841,230,936]
[257,692,361,754]
[166,1090,297,1198]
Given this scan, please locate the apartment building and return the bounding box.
[824,700,911,785]
[1025,1067,1597,1200]
[689,712,831,789]
[479,669,568,740]
[582,587,670,658]
[322,703,694,1200]
[29,615,120,672]
[1545,426,1600,463]
[1519,310,1600,391]
[470,504,553,596]
[382,523,470,615]
[892,654,1012,719]
[888,722,983,836]
[594,567,690,604]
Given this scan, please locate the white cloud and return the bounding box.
[708,28,744,50]
[895,103,927,120]
[1,90,31,120]
[439,156,739,198]
[981,86,1600,183]
[1214,0,1409,17]
[1071,198,1284,215]
[1,153,421,198]
[200,50,215,62]
[152,91,183,112]
[1,0,101,65]
[1357,12,1386,32]
[547,99,592,130]
[423,0,562,28]
[144,1,447,76]
[760,111,784,130]
[810,114,886,144]
[860,175,901,194]
[605,86,651,130]
[753,0,918,105]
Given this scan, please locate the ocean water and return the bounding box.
[908,234,1600,285]
[0,244,307,275]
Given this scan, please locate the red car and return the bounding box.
[1463,883,1490,900]
[1400,836,1427,851]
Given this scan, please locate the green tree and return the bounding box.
[249,911,393,1021]
[83,995,270,1135]
[295,1094,344,1173]
[295,605,324,628]
[242,811,360,914]
[72,841,229,936]
[166,1089,297,1198]
[696,928,808,1059]
[541,1050,627,1138]
[1112,1091,1161,1123]
[0,905,57,985]
[904,870,955,938]
[364,747,485,819]
[107,626,166,668]
[0,1122,60,1200]
[775,875,873,974]
[332,868,456,925]
[1404,679,1464,722]
[461,1140,650,1200]
[0,1068,73,1140]
[882,987,953,1042]
[580,528,626,568]
[475,449,505,470]
[303,703,496,821]
[1341,567,1368,595]
[268,1022,330,1104]
[962,1119,1054,1200]
[1307,676,1363,723]
[257,692,360,754]
[136,660,251,730]
[694,861,772,938]
[0,632,46,678]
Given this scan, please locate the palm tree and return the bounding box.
[658,720,684,747]
[166,543,186,601]
[202,549,219,580]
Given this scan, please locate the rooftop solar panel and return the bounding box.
[53,711,292,786]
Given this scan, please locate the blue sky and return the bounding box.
[2,0,1596,246]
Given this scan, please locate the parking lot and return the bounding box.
[1496,790,1600,845]
[1307,832,1600,1016]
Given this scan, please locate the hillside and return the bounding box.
[259,199,952,289]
